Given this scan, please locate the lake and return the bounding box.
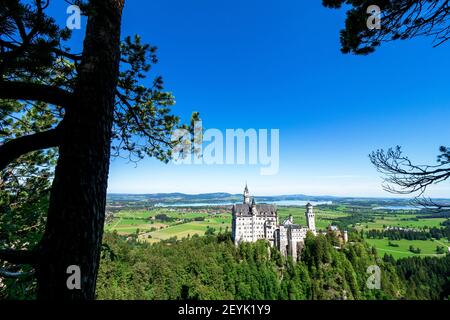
[155,200,332,207]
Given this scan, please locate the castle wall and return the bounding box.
[287,227,308,261]
[233,215,277,244]
[275,226,288,257]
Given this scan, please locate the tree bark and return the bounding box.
[35,0,125,300]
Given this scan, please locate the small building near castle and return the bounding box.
[326,225,349,248]
[232,185,331,261]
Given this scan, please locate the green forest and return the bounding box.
[92,231,449,300]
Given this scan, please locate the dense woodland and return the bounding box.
[2,222,449,300]
[92,232,448,300]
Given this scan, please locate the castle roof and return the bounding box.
[281,217,306,230]
[289,225,307,230]
[233,203,276,217]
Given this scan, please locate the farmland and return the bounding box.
[365,238,450,259]
[105,206,343,241]
[105,208,231,243]
[105,200,450,259]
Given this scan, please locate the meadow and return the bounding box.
[105,204,450,259]
[355,216,447,230]
[105,206,330,240]
[105,208,231,243]
[365,238,450,259]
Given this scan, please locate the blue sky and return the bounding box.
[49,0,450,197]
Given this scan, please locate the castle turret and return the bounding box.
[344,230,349,243]
[251,198,258,215]
[306,203,316,234]
[243,184,250,204]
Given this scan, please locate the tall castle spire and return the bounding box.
[243,183,250,204]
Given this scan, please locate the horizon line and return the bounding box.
[106,192,450,201]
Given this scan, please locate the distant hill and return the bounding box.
[106,192,441,207]
[107,192,332,203]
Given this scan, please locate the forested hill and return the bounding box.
[107,193,424,205]
[95,232,449,300]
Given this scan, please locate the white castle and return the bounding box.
[232,185,318,261]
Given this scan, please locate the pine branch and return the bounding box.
[0,268,34,279]
[0,249,37,265]
[0,81,73,108]
[0,127,61,172]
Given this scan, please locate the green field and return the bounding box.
[277,206,348,230]
[106,205,450,259]
[107,206,334,240]
[356,216,447,231]
[141,222,218,243]
[106,208,231,242]
[366,238,450,259]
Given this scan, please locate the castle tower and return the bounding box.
[251,198,258,215]
[305,203,316,234]
[343,230,349,243]
[243,184,250,204]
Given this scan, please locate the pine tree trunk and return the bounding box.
[35,0,124,300]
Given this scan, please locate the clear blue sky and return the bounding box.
[49,0,450,197]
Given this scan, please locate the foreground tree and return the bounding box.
[323,0,450,54]
[0,100,57,298]
[323,0,450,205]
[0,0,193,299]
